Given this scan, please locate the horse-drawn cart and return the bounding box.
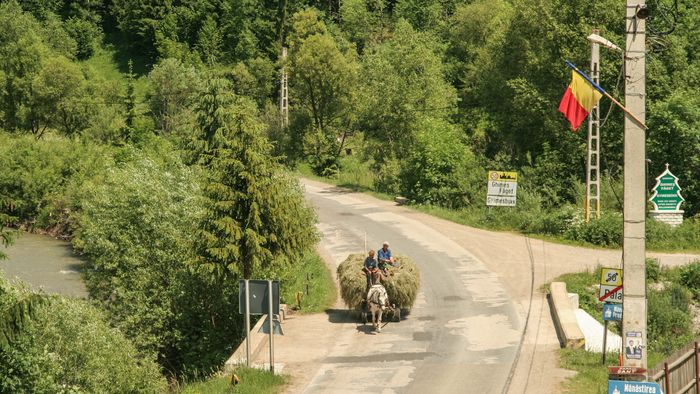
[337,254,420,330]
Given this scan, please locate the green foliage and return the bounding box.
[147,57,202,136]
[64,17,102,60]
[358,19,456,162]
[559,348,624,394]
[0,132,111,227]
[0,1,48,131]
[28,297,168,392]
[192,78,318,279]
[399,119,482,208]
[72,149,243,376]
[646,258,661,283]
[648,284,694,354]
[289,10,358,173]
[279,253,336,313]
[0,274,166,393]
[565,213,623,247]
[647,74,700,219]
[679,261,700,300]
[180,367,287,394]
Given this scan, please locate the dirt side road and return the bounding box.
[253,179,699,393]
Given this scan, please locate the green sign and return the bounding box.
[649,164,684,211]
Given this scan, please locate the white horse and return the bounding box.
[367,283,389,332]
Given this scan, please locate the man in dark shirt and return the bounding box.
[363,249,378,288]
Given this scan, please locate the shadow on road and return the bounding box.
[325,308,358,324]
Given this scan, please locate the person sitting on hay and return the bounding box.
[363,249,379,288]
[377,241,396,274]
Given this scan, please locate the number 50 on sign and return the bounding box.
[599,267,623,304]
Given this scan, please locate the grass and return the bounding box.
[559,348,619,394]
[280,252,336,314]
[180,367,287,394]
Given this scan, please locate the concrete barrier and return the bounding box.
[550,282,585,349]
[224,304,288,372]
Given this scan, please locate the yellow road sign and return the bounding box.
[488,171,518,182]
[600,267,623,286]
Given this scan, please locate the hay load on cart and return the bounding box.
[337,253,420,319]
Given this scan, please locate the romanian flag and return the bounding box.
[559,70,604,131]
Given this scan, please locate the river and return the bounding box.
[0,232,88,298]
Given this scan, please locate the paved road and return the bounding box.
[301,181,522,393]
[278,179,700,394]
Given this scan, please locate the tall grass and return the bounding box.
[180,367,287,394]
[280,253,336,313]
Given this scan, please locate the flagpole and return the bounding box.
[565,61,648,130]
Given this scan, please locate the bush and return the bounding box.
[521,204,578,235]
[0,274,166,393]
[398,120,483,208]
[29,298,167,392]
[565,213,623,247]
[679,262,700,300]
[0,132,111,230]
[648,284,694,354]
[646,258,661,282]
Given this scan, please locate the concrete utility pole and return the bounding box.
[280,47,289,129]
[622,0,647,369]
[585,28,602,222]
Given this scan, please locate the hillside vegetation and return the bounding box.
[0,0,699,389]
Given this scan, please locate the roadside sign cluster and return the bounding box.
[486,171,518,207]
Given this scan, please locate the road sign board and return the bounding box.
[649,164,684,212]
[600,268,623,286]
[608,366,647,375]
[608,380,662,394]
[603,303,623,321]
[487,170,517,207]
[599,285,623,303]
[239,280,280,315]
[488,171,518,182]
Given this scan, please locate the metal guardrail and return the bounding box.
[649,341,700,394]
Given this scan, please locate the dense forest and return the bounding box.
[1,0,699,390]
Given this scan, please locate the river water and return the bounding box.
[0,232,88,298]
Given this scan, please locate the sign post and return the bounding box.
[486,171,518,207]
[239,280,281,372]
[600,268,623,365]
[268,280,275,373]
[245,279,250,367]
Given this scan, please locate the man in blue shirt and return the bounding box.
[377,241,395,274]
[363,249,378,288]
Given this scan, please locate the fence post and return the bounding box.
[665,362,671,394]
[695,341,699,394]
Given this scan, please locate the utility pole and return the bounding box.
[585,28,602,222]
[280,46,289,129]
[622,0,647,369]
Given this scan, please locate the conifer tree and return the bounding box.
[193,77,317,280]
